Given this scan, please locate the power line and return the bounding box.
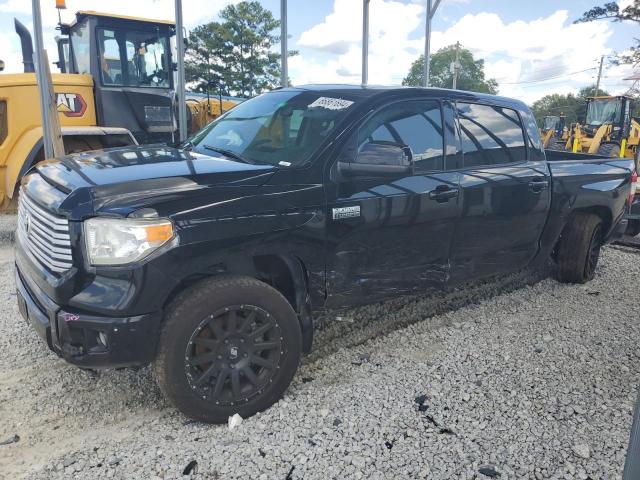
[499,67,596,85]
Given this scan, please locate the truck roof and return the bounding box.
[277,84,529,111]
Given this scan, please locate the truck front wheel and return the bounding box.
[154,275,302,423]
[556,213,603,284]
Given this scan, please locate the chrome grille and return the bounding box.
[17,193,72,273]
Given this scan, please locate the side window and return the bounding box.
[70,20,91,75]
[456,102,526,167]
[356,101,444,172]
[98,30,123,85]
[520,108,545,162]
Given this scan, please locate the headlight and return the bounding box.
[84,217,174,266]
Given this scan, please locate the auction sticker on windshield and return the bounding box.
[309,97,354,110]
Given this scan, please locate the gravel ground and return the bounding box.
[1,244,639,480]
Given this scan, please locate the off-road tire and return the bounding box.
[154,275,302,423]
[556,213,603,284]
[597,142,621,158]
[548,139,567,151]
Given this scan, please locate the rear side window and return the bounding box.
[357,100,444,172]
[456,103,526,167]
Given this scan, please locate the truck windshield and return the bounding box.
[585,99,621,126]
[187,90,357,167]
[97,28,171,88]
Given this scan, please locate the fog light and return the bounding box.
[97,331,108,348]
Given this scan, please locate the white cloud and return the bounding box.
[291,3,623,104]
[0,0,31,14]
[294,0,423,85]
[0,0,239,73]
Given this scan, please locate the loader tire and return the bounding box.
[556,213,603,284]
[597,142,621,158]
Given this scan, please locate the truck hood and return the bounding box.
[32,145,277,215]
[36,146,276,190]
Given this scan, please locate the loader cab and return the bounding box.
[542,115,565,136]
[59,11,177,144]
[584,96,635,141]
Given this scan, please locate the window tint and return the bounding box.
[457,103,526,167]
[357,101,444,172]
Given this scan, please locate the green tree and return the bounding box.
[530,85,610,125]
[575,1,640,66]
[185,1,294,97]
[402,45,498,94]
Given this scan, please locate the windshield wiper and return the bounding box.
[201,145,253,164]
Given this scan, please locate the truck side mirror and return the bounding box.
[338,141,413,178]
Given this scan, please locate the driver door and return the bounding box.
[324,100,461,308]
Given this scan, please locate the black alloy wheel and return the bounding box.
[584,223,602,280]
[185,305,283,406]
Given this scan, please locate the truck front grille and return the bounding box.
[17,193,73,273]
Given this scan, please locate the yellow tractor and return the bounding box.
[0,9,241,209]
[540,114,568,150]
[567,95,639,160]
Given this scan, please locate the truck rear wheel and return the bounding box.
[556,213,603,284]
[627,220,640,237]
[154,275,302,423]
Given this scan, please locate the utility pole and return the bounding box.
[452,41,460,90]
[595,55,604,96]
[362,0,370,86]
[280,0,288,88]
[175,0,188,142]
[423,0,442,87]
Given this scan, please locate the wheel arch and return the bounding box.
[162,253,314,353]
[553,206,611,259]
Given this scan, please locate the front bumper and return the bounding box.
[15,264,161,369]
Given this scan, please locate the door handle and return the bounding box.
[528,180,549,193]
[428,187,459,202]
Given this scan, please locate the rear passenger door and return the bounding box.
[448,102,551,283]
[325,99,461,307]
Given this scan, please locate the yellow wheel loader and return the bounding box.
[566,96,639,161]
[540,114,568,150]
[0,10,241,210]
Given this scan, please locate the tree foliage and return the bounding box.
[575,0,640,66]
[530,85,610,125]
[402,45,498,94]
[185,1,294,97]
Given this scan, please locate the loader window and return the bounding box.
[70,20,91,75]
[586,99,622,126]
[97,28,171,88]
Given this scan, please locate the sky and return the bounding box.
[0,0,637,105]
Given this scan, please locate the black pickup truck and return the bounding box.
[15,86,636,422]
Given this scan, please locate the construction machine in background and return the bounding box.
[540,114,568,150]
[0,9,241,210]
[567,96,639,160]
